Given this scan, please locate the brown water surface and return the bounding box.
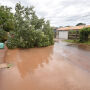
[0,40,90,90]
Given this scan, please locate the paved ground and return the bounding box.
[0,40,90,90]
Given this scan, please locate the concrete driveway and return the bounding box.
[0,40,90,90]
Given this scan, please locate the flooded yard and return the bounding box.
[0,40,90,90]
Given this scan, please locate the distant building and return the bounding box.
[52,27,58,38]
[56,25,90,39]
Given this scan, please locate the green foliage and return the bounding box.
[17,29,36,48]
[7,30,50,48]
[43,21,54,45]
[69,30,80,34]
[35,30,50,47]
[0,28,7,42]
[7,3,54,49]
[76,23,86,26]
[69,30,77,34]
[31,13,44,29]
[6,31,18,49]
[0,5,14,32]
[80,27,90,42]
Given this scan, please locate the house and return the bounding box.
[56,25,90,39]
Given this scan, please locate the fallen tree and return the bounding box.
[6,3,54,49]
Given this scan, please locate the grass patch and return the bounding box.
[83,41,90,45]
[65,39,90,45]
[64,40,79,43]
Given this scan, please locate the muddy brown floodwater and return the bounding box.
[0,40,90,90]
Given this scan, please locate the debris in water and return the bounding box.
[7,64,13,68]
[0,63,13,69]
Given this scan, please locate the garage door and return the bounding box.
[59,31,68,39]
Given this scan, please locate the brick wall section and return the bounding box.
[0,46,8,64]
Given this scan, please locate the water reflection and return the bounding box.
[5,46,54,78]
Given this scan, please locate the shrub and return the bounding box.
[35,30,50,47]
[80,27,90,42]
[0,28,7,42]
[6,37,18,49]
[17,29,36,48]
[7,29,36,48]
[7,30,50,48]
[6,31,18,49]
[43,21,54,45]
[6,3,54,49]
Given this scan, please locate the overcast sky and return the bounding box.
[0,0,90,27]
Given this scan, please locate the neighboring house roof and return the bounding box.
[57,25,90,31]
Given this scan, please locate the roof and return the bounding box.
[57,25,90,31]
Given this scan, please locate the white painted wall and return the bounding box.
[59,31,68,39]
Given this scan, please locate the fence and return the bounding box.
[68,30,80,40]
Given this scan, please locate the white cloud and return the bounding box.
[0,0,90,27]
